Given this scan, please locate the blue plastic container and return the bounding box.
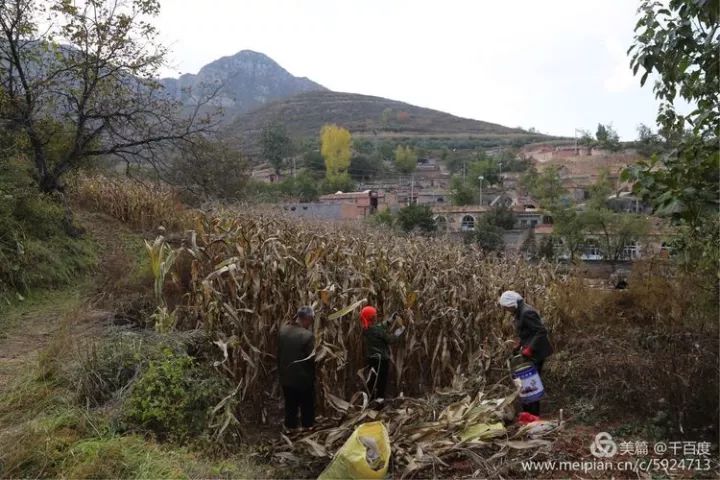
[511,361,545,404]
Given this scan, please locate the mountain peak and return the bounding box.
[203,49,277,70]
[160,50,326,117]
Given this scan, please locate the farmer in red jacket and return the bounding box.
[361,306,404,404]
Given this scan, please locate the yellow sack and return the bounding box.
[318,421,391,480]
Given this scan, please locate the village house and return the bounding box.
[281,190,384,221]
[431,205,491,232]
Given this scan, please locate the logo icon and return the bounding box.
[590,432,617,458]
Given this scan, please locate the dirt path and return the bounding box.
[0,210,143,389]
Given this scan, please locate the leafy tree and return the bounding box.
[303,149,325,178]
[468,156,501,186]
[577,129,595,146]
[278,171,319,202]
[635,123,665,157]
[450,176,477,206]
[440,148,449,163]
[468,204,514,253]
[583,209,650,269]
[528,167,566,209]
[371,207,394,228]
[261,122,293,175]
[470,223,505,252]
[354,139,375,155]
[519,167,539,194]
[551,173,618,261]
[378,141,395,161]
[168,137,248,201]
[624,0,719,276]
[596,124,609,143]
[396,204,436,233]
[586,170,614,210]
[0,0,213,193]
[483,205,515,230]
[394,145,417,174]
[552,207,587,261]
[321,174,355,194]
[595,123,621,151]
[348,153,383,181]
[320,124,352,181]
[497,148,531,172]
[444,153,464,175]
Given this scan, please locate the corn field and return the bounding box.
[65,174,718,475]
[170,211,560,419]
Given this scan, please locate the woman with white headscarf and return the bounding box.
[499,290,553,416]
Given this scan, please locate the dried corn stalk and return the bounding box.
[172,211,558,421]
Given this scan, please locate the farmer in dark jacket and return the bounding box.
[361,306,404,402]
[499,291,553,416]
[277,306,316,429]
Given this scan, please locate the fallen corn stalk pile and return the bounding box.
[267,376,561,478]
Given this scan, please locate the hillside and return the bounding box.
[160,50,327,117]
[225,91,550,154]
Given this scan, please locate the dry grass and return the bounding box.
[546,262,719,435]
[71,173,197,232]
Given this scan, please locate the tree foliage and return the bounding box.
[635,123,666,157]
[348,152,383,181]
[450,176,477,206]
[497,148,531,172]
[623,0,719,272]
[595,123,621,151]
[0,0,214,193]
[522,166,566,209]
[396,204,436,233]
[582,209,650,266]
[393,145,417,174]
[302,149,325,178]
[320,124,352,181]
[468,154,502,186]
[261,122,292,175]
[168,137,248,202]
[483,205,515,230]
[469,223,504,252]
[551,174,649,264]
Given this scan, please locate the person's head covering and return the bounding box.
[360,306,377,330]
[295,306,315,320]
[499,291,523,308]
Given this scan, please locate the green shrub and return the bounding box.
[123,349,235,442]
[396,204,437,233]
[73,334,164,407]
[0,158,96,300]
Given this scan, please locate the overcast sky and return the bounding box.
[156,0,659,140]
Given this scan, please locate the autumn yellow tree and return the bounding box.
[320,124,352,181]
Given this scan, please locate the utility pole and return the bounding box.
[410,173,415,206]
[478,176,484,206]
